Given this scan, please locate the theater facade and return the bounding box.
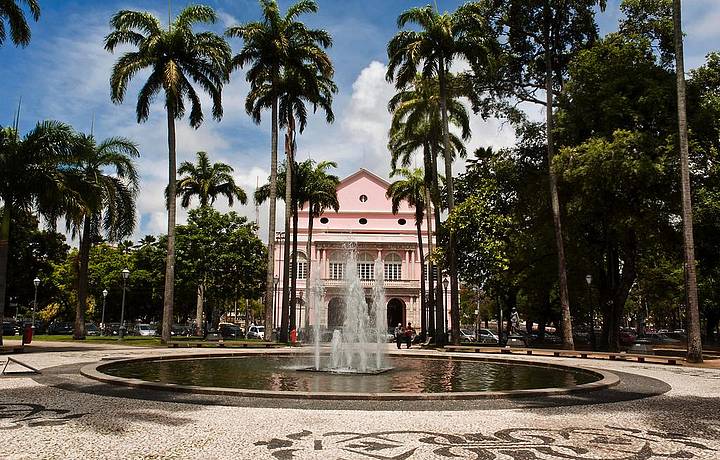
[273,168,434,331]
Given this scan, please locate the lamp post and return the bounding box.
[101,289,108,336]
[32,277,40,330]
[585,274,594,350]
[119,268,129,339]
[442,278,449,343]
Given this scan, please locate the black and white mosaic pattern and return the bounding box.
[255,426,717,459]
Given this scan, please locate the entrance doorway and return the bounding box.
[386,298,405,328]
[327,298,345,328]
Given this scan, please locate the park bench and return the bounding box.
[443,345,681,365]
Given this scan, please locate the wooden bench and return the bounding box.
[443,345,682,365]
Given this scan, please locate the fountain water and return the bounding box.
[304,247,390,374]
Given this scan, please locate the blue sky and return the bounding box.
[2,0,719,242]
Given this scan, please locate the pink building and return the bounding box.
[273,168,434,330]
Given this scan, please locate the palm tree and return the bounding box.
[0,121,75,346]
[387,4,490,345]
[173,150,247,336]
[673,0,703,363]
[0,0,40,47]
[64,133,140,340]
[292,159,339,333]
[105,5,231,343]
[387,168,429,340]
[226,0,333,340]
[387,74,469,345]
[176,151,247,208]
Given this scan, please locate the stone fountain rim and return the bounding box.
[80,350,620,401]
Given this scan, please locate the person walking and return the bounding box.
[394,323,404,349]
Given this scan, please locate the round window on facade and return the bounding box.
[359,194,368,202]
[398,218,407,225]
[320,217,329,224]
[359,218,368,225]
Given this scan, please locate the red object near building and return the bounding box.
[290,328,297,345]
[22,324,33,345]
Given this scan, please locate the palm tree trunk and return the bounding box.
[74,214,91,340]
[416,210,427,340]
[280,126,293,343]
[431,150,445,346]
[195,281,204,336]
[290,200,299,331]
[0,207,10,346]
[437,59,460,346]
[674,0,703,363]
[423,144,435,338]
[305,204,314,335]
[263,94,279,340]
[161,106,177,344]
[544,0,574,350]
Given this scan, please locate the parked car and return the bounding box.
[642,333,681,345]
[85,323,100,336]
[2,321,17,336]
[219,323,244,339]
[135,323,157,337]
[246,325,265,339]
[619,329,637,346]
[460,329,476,343]
[171,324,192,337]
[477,328,499,344]
[47,322,73,335]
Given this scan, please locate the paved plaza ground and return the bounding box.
[1,341,719,459]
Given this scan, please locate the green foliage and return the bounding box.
[174,151,247,209]
[105,5,231,126]
[0,0,40,47]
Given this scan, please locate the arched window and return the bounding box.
[357,252,375,281]
[330,251,345,280]
[295,252,308,280]
[384,253,402,281]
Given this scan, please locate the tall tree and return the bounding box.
[472,0,606,350]
[387,4,491,345]
[105,5,231,343]
[173,150,247,335]
[0,121,75,345]
[0,0,40,47]
[672,0,702,363]
[387,73,470,344]
[65,133,139,340]
[298,159,339,332]
[228,0,334,340]
[386,168,430,340]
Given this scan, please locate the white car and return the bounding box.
[246,325,265,339]
[136,323,157,337]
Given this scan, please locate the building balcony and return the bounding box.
[320,278,420,290]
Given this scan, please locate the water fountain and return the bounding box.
[306,248,390,374]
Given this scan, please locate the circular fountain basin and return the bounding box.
[82,352,618,400]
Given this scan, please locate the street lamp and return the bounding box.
[442,278,449,342]
[119,268,129,339]
[585,274,594,350]
[101,289,108,336]
[32,277,40,330]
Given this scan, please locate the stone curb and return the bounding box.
[80,350,620,401]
